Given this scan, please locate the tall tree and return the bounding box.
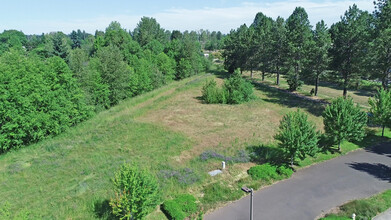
[286,7,312,91]
[133,17,166,47]
[329,5,372,97]
[369,88,391,137]
[270,16,288,85]
[251,12,274,80]
[306,20,332,96]
[370,28,391,89]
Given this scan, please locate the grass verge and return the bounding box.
[320,189,391,220]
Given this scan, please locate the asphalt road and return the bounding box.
[205,142,391,220]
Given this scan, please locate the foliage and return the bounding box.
[276,166,294,178]
[248,164,279,181]
[286,71,303,91]
[368,88,391,136]
[162,194,198,220]
[329,5,372,97]
[323,97,367,150]
[275,110,319,166]
[201,79,226,104]
[202,72,254,104]
[0,51,92,152]
[223,70,255,104]
[110,163,160,220]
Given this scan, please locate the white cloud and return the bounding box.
[17,0,375,34]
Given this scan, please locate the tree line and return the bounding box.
[223,0,391,97]
[0,17,223,153]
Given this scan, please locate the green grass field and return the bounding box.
[0,69,388,219]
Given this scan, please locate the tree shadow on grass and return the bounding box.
[247,144,286,166]
[251,81,326,117]
[94,199,116,220]
[347,162,391,182]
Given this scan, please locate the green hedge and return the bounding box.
[162,194,198,220]
[248,164,293,181]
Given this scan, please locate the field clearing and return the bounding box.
[0,70,385,219]
[244,71,376,109]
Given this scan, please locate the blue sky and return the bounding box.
[1,0,374,34]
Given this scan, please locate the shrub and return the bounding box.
[275,110,319,167]
[162,200,186,220]
[223,71,254,104]
[201,69,254,104]
[162,194,198,220]
[201,79,226,104]
[248,164,279,181]
[323,97,367,151]
[276,166,294,178]
[110,164,160,220]
[286,72,303,91]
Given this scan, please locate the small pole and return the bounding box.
[222,161,226,170]
[250,188,253,220]
[352,213,356,220]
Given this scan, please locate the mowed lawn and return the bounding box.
[0,70,381,219]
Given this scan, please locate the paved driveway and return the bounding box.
[205,142,391,220]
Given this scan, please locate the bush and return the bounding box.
[323,97,367,151]
[276,166,294,178]
[201,79,226,104]
[201,69,254,105]
[275,110,319,167]
[223,71,255,104]
[110,164,160,220]
[248,164,279,181]
[286,72,303,91]
[162,194,198,220]
[163,200,186,220]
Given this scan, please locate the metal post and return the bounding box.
[250,188,253,220]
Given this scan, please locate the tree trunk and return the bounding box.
[382,69,389,90]
[262,72,265,81]
[250,68,253,78]
[276,68,280,85]
[338,142,341,151]
[315,74,319,96]
[290,156,294,168]
[343,75,348,98]
[382,125,385,137]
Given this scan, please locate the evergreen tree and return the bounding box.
[270,16,288,85]
[369,88,391,137]
[275,110,319,167]
[306,20,331,96]
[286,7,312,91]
[323,97,367,151]
[329,5,372,97]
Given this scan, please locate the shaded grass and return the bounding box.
[246,72,374,109]
[320,189,391,220]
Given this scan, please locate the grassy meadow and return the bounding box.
[0,69,388,219]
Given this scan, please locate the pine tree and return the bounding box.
[323,97,367,150]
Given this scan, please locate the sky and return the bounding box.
[0,0,375,35]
